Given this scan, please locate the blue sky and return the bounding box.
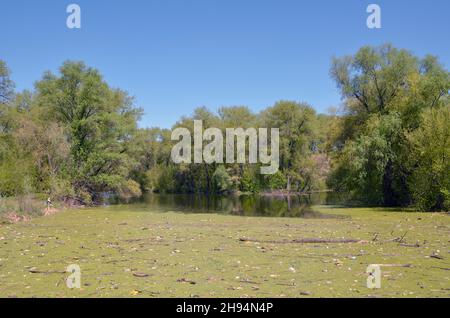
[1,0,449,128]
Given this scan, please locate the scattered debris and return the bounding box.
[177,278,196,285]
[239,278,260,284]
[132,272,150,278]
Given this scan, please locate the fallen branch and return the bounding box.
[399,243,421,247]
[177,278,196,285]
[132,272,150,278]
[239,279,260,284]
[431,266,450,271]
[29,268,66,274]
[239,237,367,244]
[371,264,413,268]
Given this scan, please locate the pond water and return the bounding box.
[108,192,349,218]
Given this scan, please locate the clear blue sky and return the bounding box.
[1,0,449,128]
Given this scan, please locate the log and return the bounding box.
[132,272,150,278]
[431,266,450,271]
[371,264,412,268]
[29,269,66,274]
[239,237,367,244]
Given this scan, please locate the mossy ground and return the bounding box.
[0,206,449,298]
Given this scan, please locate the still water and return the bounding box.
[110,192,348,218]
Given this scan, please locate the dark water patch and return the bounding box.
[108,193,349,219]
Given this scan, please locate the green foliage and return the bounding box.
[240,167,260,193]
[331,44,418,116]
[261,100,318,191]
[156,165,177,193]
[264,171,286,190]
[212,165,232,193]
[33,61,143,201]
[407,106,450,211]
[117,179,143,201]
[331,113,404,205]
[329,44,450,210]
[0,60,14,104]
[1,45,448,212]
[0,159,33,196]
[0,60,143,203]
[441,189,450,212]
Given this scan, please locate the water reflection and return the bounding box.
[113,192,348,219]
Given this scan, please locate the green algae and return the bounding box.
[0,205,448,298]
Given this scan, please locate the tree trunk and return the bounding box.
[383,159,396,206]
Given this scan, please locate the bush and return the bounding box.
[76,189,93,205]
[117,179,142,200]
[212,166,232,193]
[156,165,177,193]
[441,189,450,212]
[264,171,286,190]
[0,159,33,196]
[240,168,260,193]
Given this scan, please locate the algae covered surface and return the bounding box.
[0,206,449,298]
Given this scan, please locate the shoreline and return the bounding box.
[0,197,86,224]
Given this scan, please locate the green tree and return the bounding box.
[329,44,450,207]
[0,60,16,134]
[407,106,450,211]
[34,61,142,201]
[0,60,14,104]
[261,101,317,191]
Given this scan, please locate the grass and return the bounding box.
[0,195,46,223]
[0,205,449,298]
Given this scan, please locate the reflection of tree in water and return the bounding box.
[228,194,343,218]
[134,193,346,218]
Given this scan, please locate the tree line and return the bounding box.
[0,44,449,211]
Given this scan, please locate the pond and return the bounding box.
[107,192,349,218]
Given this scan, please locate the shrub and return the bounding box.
[117,179,142,200]
[212,166,232,193]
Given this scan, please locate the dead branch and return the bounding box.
[431,267,450,271]
[239,237,367,244]
[400,243,421,247]
[29,269,66,274]
[372,264,413,268]
[398,231,408,244]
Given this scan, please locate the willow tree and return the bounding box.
[261,101,317,192]
[34,61,142,201]
[407,106,450,211]
[329,44,450,208]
